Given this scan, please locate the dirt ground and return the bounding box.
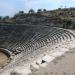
[30,48,75,75]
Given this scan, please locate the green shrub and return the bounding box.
[10,71,20,75]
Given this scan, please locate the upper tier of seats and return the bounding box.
[0,25,75,55]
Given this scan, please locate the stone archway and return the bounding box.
[0,48,11,68]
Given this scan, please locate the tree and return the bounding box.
[29,9,35,14]
[58,8,61,10]
[63,19,71,29]
[37,9,42,13]
[2,16,9,21]
[19,11,24,14]
[10,71,20,75]
[43,9,46,12]
[0,16,2,20]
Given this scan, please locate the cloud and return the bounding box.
[0,0,75,16]
[0,1,15,16]
[0,0,27,16]
[48,0,63,2]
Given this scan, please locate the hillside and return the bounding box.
[0,25,75,75]
[0,8,75,29]
[0,8,75,75]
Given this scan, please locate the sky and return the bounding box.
[0,0,75,17]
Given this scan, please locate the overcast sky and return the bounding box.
[0,0,75,16]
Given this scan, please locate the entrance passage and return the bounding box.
[0,52,8,67]
[0,48,11,68]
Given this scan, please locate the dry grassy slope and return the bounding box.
[42,8,75,20]
[0,8,75,29]
[41,8,75,29]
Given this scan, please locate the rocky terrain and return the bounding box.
[0,8,75,75]
[0,25,75,75]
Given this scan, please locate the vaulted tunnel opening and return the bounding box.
[0,48,11,68]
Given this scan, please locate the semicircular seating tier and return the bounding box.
[0,25,75,55]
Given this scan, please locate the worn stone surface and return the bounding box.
[0,25,75,75]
